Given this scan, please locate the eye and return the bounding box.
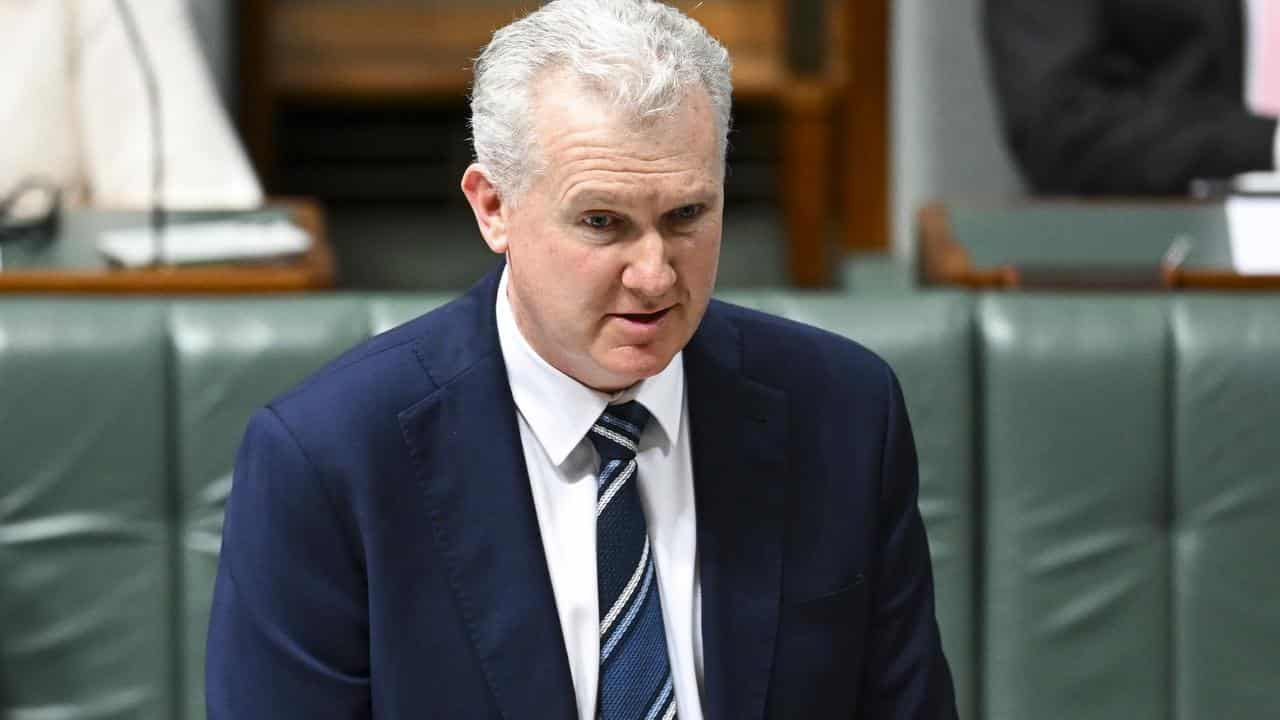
[671,204,704,222]
[582,214,617,231]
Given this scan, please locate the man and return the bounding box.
[985,0,1280,194]
[206,1,956,717]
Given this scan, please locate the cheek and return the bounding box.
[524,243,616,328]
[676,230,721,287]
[557,250,615,302]
[513,225,583,291]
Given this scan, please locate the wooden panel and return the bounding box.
[843,0,889,252]
[1167,268,1280,290]
[780,82,836,287]
[270,3,517,99]
[265,0,840,99]
[688,0,785,94]
[239,0,275,185]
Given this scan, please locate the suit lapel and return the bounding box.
[398,269,577,720]
[685,303,789,720]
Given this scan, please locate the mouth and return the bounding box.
[614,306,673,326]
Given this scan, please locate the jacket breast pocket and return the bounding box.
[768,575,869,718]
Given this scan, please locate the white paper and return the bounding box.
[1225,197,1280,274]
[97,218,310,267]
[1232,171,1280,194]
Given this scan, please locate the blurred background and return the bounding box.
[3,1,1280,719]
[228,0,870,290]
[11,0,1277,291]
[180,0,1025,291]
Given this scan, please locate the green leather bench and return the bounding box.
[2,292,1278,719]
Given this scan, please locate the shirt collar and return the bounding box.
[495,266,684,466]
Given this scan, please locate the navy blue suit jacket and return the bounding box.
[206,268,956,718]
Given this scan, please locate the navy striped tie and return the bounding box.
[589,401,678,720]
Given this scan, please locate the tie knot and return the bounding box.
[587,400,650,462]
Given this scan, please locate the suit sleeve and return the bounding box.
[206,408,371,719]
[859,368,958,719]
[984,0,1277,194]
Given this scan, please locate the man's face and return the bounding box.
[468,76,724,392]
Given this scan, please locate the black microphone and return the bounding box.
[113,0,166,266]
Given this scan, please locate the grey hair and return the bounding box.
[469,0,733,201]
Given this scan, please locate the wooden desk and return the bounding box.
[919,200,1280,290]
[0,199,335,294]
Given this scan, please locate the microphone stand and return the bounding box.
[114,0,166,266]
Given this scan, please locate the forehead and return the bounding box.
[528,75,723,205]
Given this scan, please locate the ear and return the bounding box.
[461,164,510,254]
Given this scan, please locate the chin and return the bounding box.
[598,346,677,386]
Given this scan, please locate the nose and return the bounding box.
[621,229,676,299]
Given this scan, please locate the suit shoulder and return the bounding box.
[267,291,485,431]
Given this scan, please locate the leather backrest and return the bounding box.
[980,296,1172,720]
[1171,297,1280,717]
[0,300,174,718]
[368,294,454,335]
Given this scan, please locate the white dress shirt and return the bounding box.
[496,268,704,720]
[1243,0,1280,167]
[0,0,261,209]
